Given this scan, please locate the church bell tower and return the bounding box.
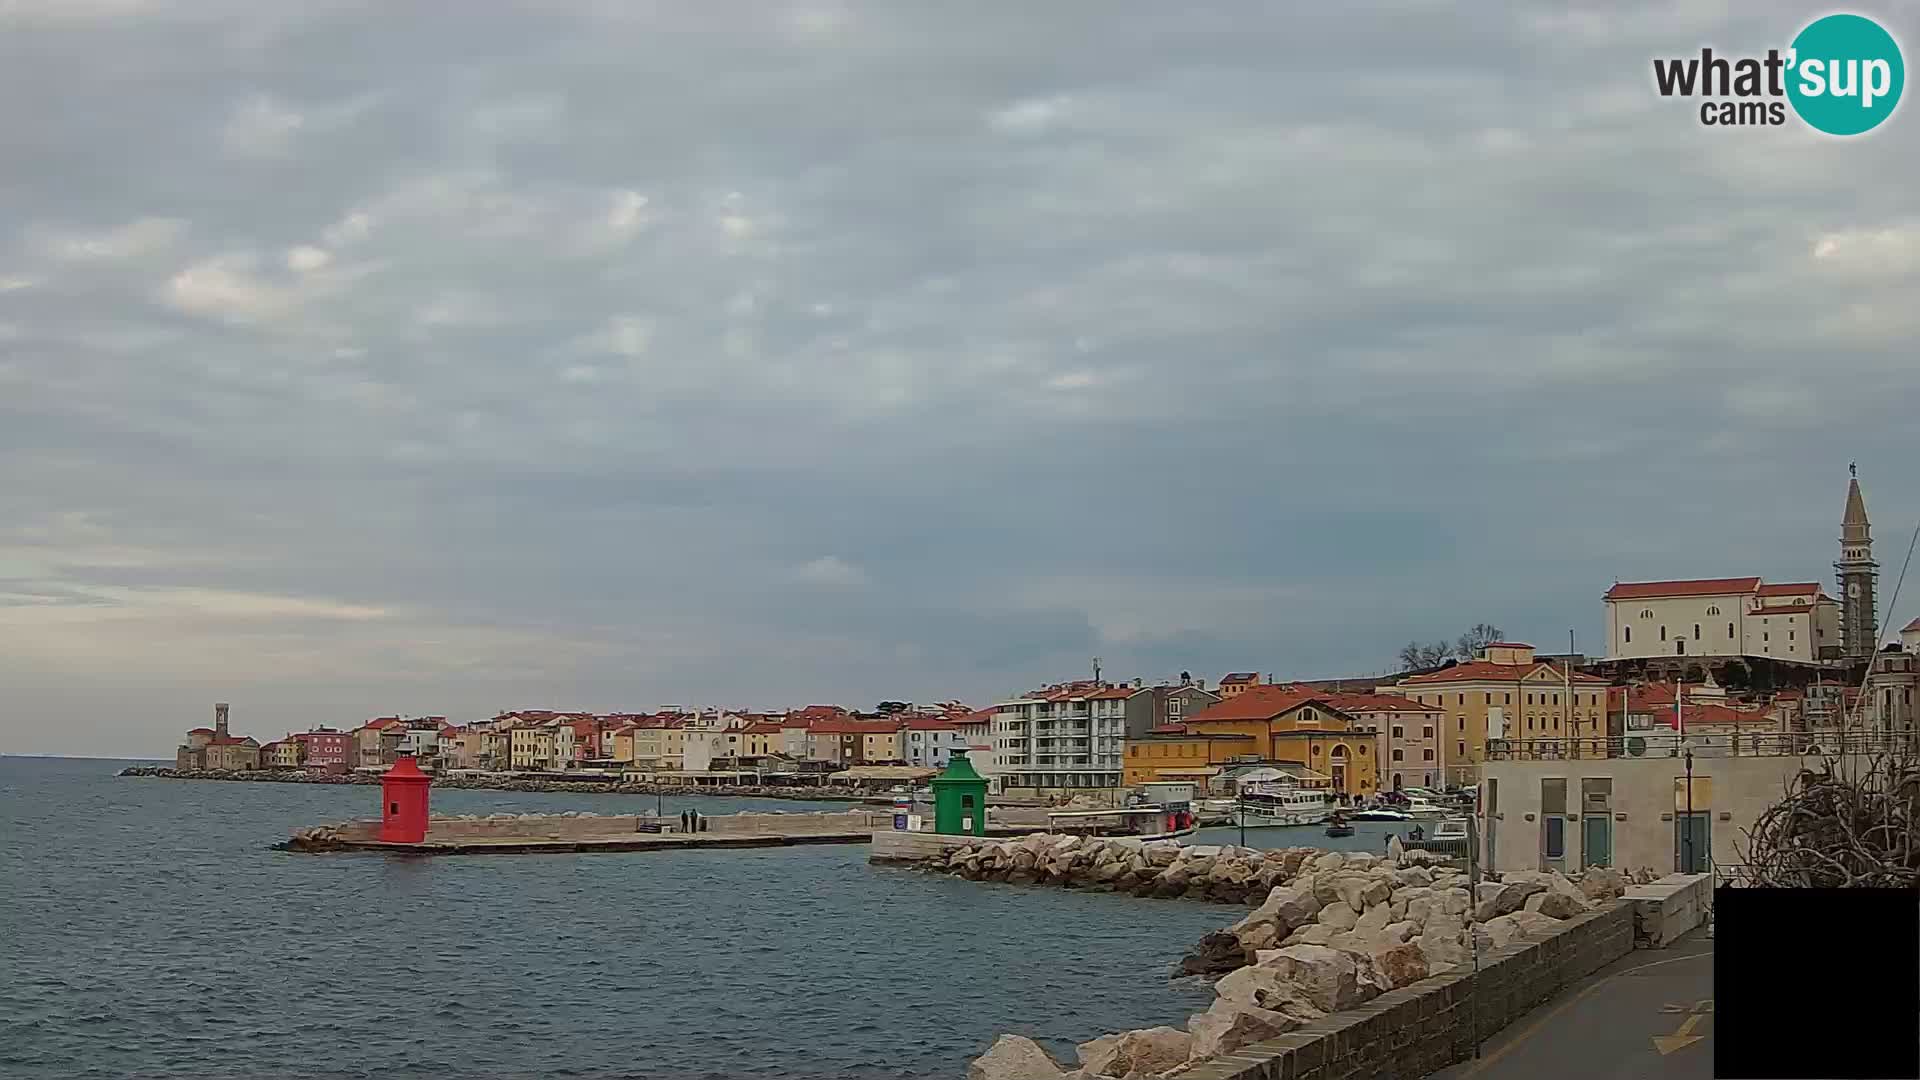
[1836,464,1878,659]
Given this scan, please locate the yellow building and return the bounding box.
[741,723,780,756]
[509,725,541,769]
[1126,687,1379,796]
[267,739,303,769]
[1383,642,1610,782]
[631,722,687,770]
[860,727,903,764]
[607,726,638,765]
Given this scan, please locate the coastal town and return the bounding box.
[156,473,1916,839]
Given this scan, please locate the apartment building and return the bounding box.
[991,682,1130,795]
[1384,642,1609,784]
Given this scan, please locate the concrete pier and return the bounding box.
[286,809,898,854]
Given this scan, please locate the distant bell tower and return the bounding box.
[1836,463,1878,659]
[214,702,231,740]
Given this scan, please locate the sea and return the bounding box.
[0,757,1398,1080]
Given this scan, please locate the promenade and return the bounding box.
[1431,929,1714,1080]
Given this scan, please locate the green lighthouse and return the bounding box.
[930,750,989,836]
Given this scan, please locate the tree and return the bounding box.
[1397,640,1454,672]
[876,701,911,715]
[1454,623,1505,661]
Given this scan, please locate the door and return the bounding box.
[1674,812,1709,873]
[1582,814,1612,868]
[1544,814,1567,873]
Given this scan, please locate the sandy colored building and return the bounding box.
[174,703,262,771]
[1126,686,1379,797]
[1604,577,1839,664]
[1384,643,1609,783]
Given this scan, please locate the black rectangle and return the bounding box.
[1715,888,1919,1079]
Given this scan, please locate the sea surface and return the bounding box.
[0,757,1261,1080]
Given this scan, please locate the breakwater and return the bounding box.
[941,834,1666,1079]
[282,808,897,854]
[118,765,872,801]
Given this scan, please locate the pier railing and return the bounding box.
[1483,730,1907,762]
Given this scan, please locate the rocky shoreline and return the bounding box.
[117,766,873,802]
[935,834,1655,1079]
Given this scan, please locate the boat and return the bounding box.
[1230,782,1333,827]
[1324,812,1354,838]
[1404,797,1448,817]
[1045,807,1197,840]
[1349,806,1412,822]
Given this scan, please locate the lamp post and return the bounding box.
[1683,745,1695,874]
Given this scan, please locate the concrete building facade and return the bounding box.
[991,682,1130,795]
[1603,577,1839,664]
[1385,643,1609,784]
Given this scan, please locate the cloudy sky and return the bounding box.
[3,1,1916,756]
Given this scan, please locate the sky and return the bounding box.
[3,1,1917,757]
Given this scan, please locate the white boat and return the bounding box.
[1349,807,1412,822]
[1231,783,1333,827]
[1405,797,1448,817]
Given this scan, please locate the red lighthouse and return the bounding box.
[379,755,432,843]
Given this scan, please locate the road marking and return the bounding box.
[1654,1012,1707,1055]
[1448,944,1713,1078]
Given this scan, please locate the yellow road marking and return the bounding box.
[1654,1012,1708,1055]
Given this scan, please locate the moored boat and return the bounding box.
[1230,781,1333,827]
[1349,806,1412,822]
[1324,812,1354,838]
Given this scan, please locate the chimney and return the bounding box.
[214,702,230,739]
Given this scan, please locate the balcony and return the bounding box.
[1484,730,1906,761]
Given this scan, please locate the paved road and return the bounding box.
[1431,930,1715,1080]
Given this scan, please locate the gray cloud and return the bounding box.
[3,1,1916,755]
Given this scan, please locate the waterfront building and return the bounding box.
[900,716,966,768]
[551,719,577,769]
[1130,686,1380,797]
[1478,729,1893,876]
[1320,692,1446,791]
[174,703,262,771]
[1383,643,1609,784]
[1902,617,1920,655]
[630,716,688,770]
[990,682,1131,797]
[352,717,405,768]
[266,738,303,769]
[740,721,782,757]
[296,728,351,771]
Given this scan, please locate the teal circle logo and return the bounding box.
[1787,14,1904,135]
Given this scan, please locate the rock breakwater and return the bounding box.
[118,766,869,801]
[954,835,1659,1079]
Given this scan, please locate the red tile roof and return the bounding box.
[1903,617,1920,633]
[1756,582,1821,597]
[1400,660,1607,686]
[1605,577,1761,600]
[1219,672,1259,684]
[1086,687,1139,700]
[741,722,784,735]
[1147,722,1190,734]
[1322,692,1442,713]
[1184,685,1327,722]
[1484,642,1533,649]
[809,719,900,735]
[956,708,997,725]
[187,727,215,735]
[901,717,960,731]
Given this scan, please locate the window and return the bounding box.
[1624,627,1631,643]
[1458,716,1465,731]
[1527,717,1534,730]
[1660,625,1667,641]
[1640,609,1654,619]
[1457,741,1466,758]
[1527,693,1534,705]
[1693,624,1701,640]
[1789,630,1795,641]
[1422,725,1434,739]
[1392,748,1403,761]
[1728,622,1735,638]
[1763,632,1769,642]
[1391,725,1404,738]
[1552,694,1560,706]
[1706,605,1721,616]
[1458,693,1465,705]
[1504,693,1512,705]
[1422,748,1434,761]
[1485,693,1492,705]
[1545,816,1565,860]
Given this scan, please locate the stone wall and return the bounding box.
[306,810,892,846]
[1178,903,1636,1080]
[1623,873,1712,947]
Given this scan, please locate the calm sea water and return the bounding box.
[0,757,1239,1080]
